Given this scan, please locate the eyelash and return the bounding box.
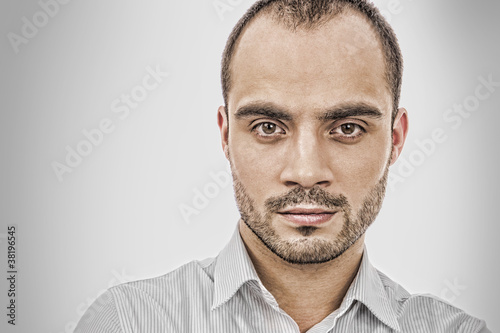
[251,121,366,141]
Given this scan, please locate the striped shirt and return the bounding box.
[75,228,490,333]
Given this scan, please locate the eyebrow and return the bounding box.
[234,102,384,122]
[317,103,384,121]
[234,103,292,121]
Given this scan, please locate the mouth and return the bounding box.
[277,207,337,226]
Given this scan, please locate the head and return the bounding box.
[217,0,409,264]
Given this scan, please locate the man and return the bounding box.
[75,0,490,332]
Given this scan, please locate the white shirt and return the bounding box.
[75,228,490,332]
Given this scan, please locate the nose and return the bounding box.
[280,131,334,189]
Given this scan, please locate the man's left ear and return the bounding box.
[390,107,409,165]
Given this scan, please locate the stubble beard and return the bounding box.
[231,160,390,265]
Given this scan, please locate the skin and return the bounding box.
[217,9,408,333]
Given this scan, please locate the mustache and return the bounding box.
[264,186,349,212]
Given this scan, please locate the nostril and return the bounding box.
[283,180,300,187]
[283,179,331,188]
[316,180,331,187]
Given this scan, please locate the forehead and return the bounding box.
[228,9,392,117]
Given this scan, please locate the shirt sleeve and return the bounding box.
[477,324,492,333]
[74,289,123,333]
[462,318,492,333]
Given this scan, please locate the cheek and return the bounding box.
[328,136,391,204]
[229,136,286,202]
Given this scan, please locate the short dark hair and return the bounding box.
[221,0,403,121]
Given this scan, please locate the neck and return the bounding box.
[239,220,364,333]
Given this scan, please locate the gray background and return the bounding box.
[0,0,499,332]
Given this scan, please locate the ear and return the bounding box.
[390,107,409,166]
[217,105,229,160]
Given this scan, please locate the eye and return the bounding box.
[253,122,286,137]
[330,123,365,140]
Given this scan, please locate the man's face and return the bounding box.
[219,11,405,264]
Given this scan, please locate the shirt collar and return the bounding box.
[211,227,260,310]
[341,246,401,332]
[212,229,401,332]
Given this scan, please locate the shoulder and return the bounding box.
[377,270,488,333]
[75,258,217,333]
[110,257,217,303]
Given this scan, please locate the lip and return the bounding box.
[277,207,337,226]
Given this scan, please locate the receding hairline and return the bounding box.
[230,7,388,92]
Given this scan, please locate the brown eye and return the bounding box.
[330,122,365,141]
[253,122,286,138]
[262,123,277,134]
[341,123,356,135]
